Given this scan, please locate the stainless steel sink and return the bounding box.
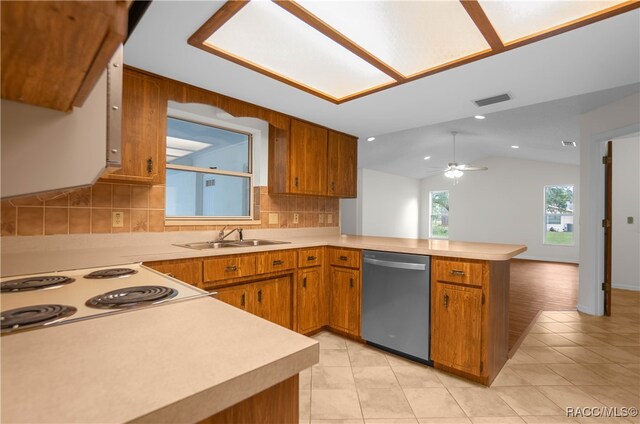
[175,239,290,250]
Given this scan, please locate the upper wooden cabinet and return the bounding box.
[269,119,357,198]
[1,1,130,112]
[101,68,166,185]
[327,131,357,198]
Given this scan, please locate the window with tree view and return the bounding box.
[165,117,253,220]
[429,191,449,239]
[544,185,574,245]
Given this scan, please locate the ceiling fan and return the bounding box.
[444,132,488,179]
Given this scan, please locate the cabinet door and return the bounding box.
[431,282,483,375]
[327,131,357,198]
[102,68,165,184]
[289,119,327,195]
[297,267,322,334]
[144,259,202,288]
[216,284,250,312]
[329,267,360,336]
[253,276,292,329]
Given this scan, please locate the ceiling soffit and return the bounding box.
[188,0,639,104]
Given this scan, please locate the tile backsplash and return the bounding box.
[1,185,338,237]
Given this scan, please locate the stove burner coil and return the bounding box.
[1,276,75,292]
[83,268,138,279]
[1,304,77,332]
[86,285,177,309]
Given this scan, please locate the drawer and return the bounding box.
[432,257,485,287]
[203,255,257,282]
[257,250,296,274]
[298,248,323,268]
[329,248,361,269]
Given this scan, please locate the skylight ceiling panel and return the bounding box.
[296,0,491,77]
[203,1,394,99]
[478,0,629,44]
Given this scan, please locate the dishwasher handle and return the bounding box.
[363,257,427,271]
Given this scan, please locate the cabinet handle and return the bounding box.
[331,181,335,191]
[339,255,348,261]
[225,265,238,272]
[450,269,465,276]
[350,278,354,288]
[257,289,263,303]
[307,255,317,261]
[241,293,245,307]
[444,293,449,309]
[146,157,153,174]
[272,260,283,266]
[166,273,175,278]
[303,277,307,288]
[294,177,299,188]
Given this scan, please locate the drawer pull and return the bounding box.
[303,277,307,288]
[450,270,465,276]
[166,273,175,278]
[257,289,263,303]
[339,255,348,261]
[307,255,317,261]
[444,293,449,308]
[272,260,283,266]
[241,293,245,307]
[225,265,238,272]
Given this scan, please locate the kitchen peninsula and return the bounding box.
[2,228,526,422]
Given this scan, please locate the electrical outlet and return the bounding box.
[327,214,333,224]
[268,213,279,225]
[318,213,324,224]
[112,211,124,228]
[293,213,300,224]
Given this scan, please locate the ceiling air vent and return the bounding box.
[474,93,511,107]
[562,140,577,147]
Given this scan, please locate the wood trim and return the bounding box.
[186,0,639,104]
[459,0,504,51]
[502,0,640,49]
[188,1,250,45]
[604,140,613,316]
[273,1,405,81]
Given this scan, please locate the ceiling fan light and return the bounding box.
[444,169,464,179]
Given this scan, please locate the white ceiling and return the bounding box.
[125,1,640,179]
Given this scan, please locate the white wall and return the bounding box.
[419,157,579,262]
[340,168,420,239]
[612,135,640,291]
[579,92,640,315]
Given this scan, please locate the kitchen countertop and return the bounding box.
[1,296,318,423]
[1,228,527,277]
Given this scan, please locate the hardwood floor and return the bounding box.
[509,259,578,349]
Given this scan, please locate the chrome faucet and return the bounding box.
[217,226,243,241]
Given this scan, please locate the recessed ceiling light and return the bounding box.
[423,156,431,160]
[367,136,376,142]
[561,140,577,147]
[474,115,486,120]
[511,145,519,149]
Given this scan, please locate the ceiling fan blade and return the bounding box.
[458,165,488,171]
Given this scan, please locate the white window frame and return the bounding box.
[165,114,254,222]
[543,184,575,246]
[429,190,449,239]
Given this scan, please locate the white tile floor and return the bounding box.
[300,291,640,424]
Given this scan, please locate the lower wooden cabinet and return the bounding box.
[431,282,483,376]
[430,256,510,385]
[144,258,203,288]
[297,266,323,334]
[215,276,293,329]
[329,266,360,337]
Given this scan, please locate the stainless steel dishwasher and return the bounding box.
[362,250,431,363]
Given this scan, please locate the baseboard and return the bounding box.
[612,283,640,291]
